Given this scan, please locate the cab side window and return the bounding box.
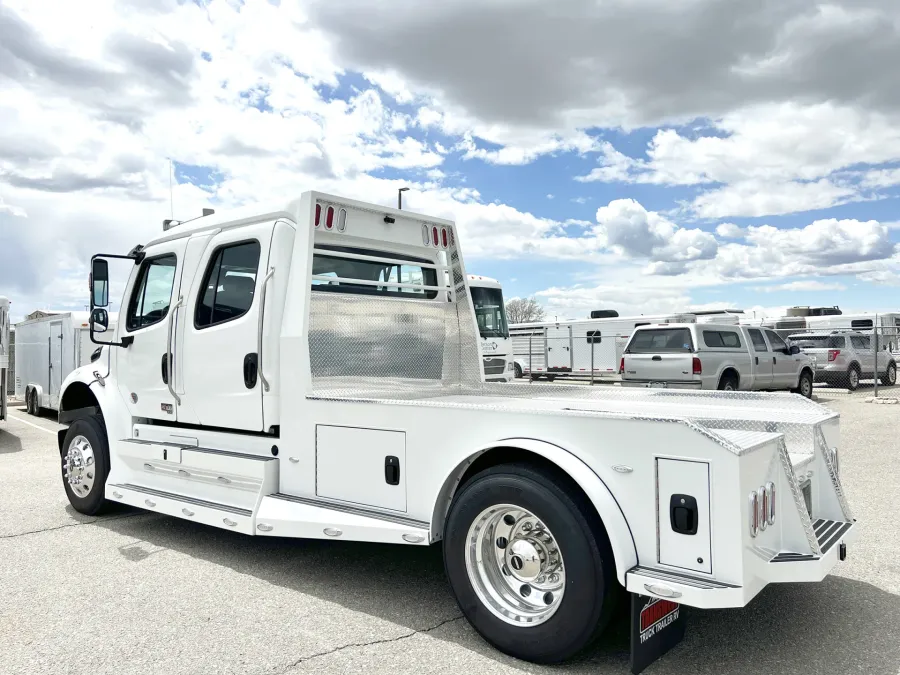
[195,241,261,329]
[126,255,177,331]
[748,329,768,351]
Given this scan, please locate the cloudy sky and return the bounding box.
[1,0,899,322]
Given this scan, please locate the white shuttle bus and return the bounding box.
[512,313,695,380]
[0,296,9,423]
[468,274,513,382]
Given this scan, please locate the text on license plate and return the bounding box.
[648,382,668,388]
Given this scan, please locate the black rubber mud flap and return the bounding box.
[629,593,687,674]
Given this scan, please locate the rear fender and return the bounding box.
[435,438,638,585]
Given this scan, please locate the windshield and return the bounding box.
[470,286,509,338]
[626,328,694,353]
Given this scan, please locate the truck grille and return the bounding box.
[483,358,506,375]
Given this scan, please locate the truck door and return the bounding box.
[746,328,772,388]
[764,330,797,388]
[49,320,63,407]
[546,325,573,372]
[178,222,276,432]
[116,241,188,421]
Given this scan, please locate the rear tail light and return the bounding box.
[828,349,840,362]
[432,226,439,247]
[758,486,768,531]
[441,227,448,248]
[692,357,702,375]
[325,206,335,230]
[619,357,624,374]
[315,204,321,228]
[749,491,759,537]
[750,483,776,538]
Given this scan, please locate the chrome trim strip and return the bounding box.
[115,483,252,516]
[270,493,430,530]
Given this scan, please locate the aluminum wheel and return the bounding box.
[465,504,566,626]
[64,435,96,498]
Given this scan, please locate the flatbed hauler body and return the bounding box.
[59,192,856,670]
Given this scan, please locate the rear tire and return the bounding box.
[61,416,111,516]
[28,390,39,416]
[443,463,619,664]
[881,362,896,387]
[847,365,861,391]
[717,373,738,391]
[546,375,557,382]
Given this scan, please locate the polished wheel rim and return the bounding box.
[64,435,96,497]
[465,504,566,626]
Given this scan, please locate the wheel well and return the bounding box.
[60,382,99,414]
[800,366,813,379]
[719,368,740,386]
[434,447,612,546]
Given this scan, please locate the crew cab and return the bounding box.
[57,193,854,670]
[621,323,815,398]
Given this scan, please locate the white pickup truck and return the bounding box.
[59,193,854,672]
[621,323,816,398]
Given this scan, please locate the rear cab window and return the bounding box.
[311,244,438,299]
[626,327,694,353]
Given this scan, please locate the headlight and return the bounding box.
[507,362,514,371]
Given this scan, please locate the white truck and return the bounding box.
[621,323,816,397]
[58,192,855,671]
[467,274,513,382]
[15,311,116,415]
[511,313,695,380]
[0,296,9,423]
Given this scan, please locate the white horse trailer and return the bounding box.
[15,311,117,414]
[0,296,9,422]
[512,314,695,380]
[803,313,900,353]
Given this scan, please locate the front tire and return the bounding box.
[514,363,523,379]
[27,390,38,415]
[795,370,814,398]
[61,416,111,515]
[443,463,618,663]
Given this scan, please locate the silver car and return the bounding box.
[789,330,898,391]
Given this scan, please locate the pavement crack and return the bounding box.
[280,614,465,672]
[0,512,142,539]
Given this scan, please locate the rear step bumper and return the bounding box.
[627,520,857,608]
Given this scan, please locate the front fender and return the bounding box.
[57,364,114,450]
[436,437,638,585]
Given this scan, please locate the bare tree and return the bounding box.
[506,297,546,324]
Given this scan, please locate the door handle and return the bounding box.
[755,356,759,366]
[384,456,400,485]
[773,357,777,364]
[243,353,259,389]
[161,353,171,384]
[652,355,662,361]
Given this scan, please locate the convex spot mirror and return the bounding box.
[91,308,109,333]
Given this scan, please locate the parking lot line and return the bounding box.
[5,411,59,435]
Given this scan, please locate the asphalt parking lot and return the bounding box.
[1,395,899,675]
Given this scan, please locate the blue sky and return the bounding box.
[2,0,900,321]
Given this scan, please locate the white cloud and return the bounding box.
[715,223,744,238]
[593,199,718,265]
[689,178,858,219]
[754,280,848,293]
